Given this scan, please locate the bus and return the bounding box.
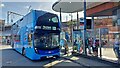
[11,10,61,60]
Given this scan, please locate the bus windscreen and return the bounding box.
[34,33,59,50]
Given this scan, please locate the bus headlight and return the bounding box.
[35,48,39,54]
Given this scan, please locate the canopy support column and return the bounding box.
[77,12,79,29]
[83,0,87,55]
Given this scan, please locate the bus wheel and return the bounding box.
[22,47,26,56]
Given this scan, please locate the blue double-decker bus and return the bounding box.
[11,10,61,60]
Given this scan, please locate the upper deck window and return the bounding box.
[51,17,58,23]
[37,13,59,24]
[48,17,58,23]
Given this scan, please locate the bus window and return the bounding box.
[34,34,59,50]
[52,35,59,46]
[51,17,58,23]
[37,13,58,24]
[28,34,32,46]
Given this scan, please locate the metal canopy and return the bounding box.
[52,1,84,13]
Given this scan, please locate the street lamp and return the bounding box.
[7,11,24,24]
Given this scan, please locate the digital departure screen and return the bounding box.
[43,26,51,30]
[35,26,57,30]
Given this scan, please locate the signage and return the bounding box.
[80,18,84,22]
[79,24,84,29]
[43,26,51,30]
[35,26,41,29]
[52,27,56,30]
[35,26,57,30]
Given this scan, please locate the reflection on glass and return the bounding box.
[34,34,59,50]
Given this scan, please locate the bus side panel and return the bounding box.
[14,44,23,54]
[22,10,41,60]
[25,47,41,60]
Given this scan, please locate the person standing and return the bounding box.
[92,39,99,56]
[113,38,120,63]
[64,39,68,55]
[88,38,92,54]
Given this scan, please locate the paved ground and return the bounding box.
[0,45,119,68]
[62,45,118,63]
[0,46,119,68]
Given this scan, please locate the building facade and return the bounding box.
[86,2,120,44]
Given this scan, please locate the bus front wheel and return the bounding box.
[22,47,26,56]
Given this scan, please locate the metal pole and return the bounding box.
[77,12,79,29]
[7,11,9,24]
[92,16,95,41]
[91,17,94,32]
[60,8,62,23]
[99,28,102,57]
[70,13,74,52]
[83,0,87,55]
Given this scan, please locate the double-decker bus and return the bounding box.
[11,10,61,60]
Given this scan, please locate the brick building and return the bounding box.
[86,2,120,43]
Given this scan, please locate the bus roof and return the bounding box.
[12,10,57,26]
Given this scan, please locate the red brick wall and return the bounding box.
[86,2,118,16]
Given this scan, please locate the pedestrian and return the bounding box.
[88,38,92,54]
[113,38,120,63]
[79,38,83,53]
[85,38,89,54]
[64,39,68,55]
[73,39,77,51]
[92,39,99,56]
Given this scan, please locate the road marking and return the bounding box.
[44,60,64,68]
[70,56,79,60]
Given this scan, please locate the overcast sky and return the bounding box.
[0,1,84,24]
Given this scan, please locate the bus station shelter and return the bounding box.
[52,1,120,63]
[52,0,91,55]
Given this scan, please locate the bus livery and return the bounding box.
[11,10,61,60]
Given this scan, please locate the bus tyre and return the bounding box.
[22,47,26,56]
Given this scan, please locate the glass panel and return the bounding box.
[34,33,59,50]
[51,17,58,23]
[52,35,59,46]
[38,13,58,23]
[28,34,32,46]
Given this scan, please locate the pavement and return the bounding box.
[0,45,120,68]
[0,45,12,50]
